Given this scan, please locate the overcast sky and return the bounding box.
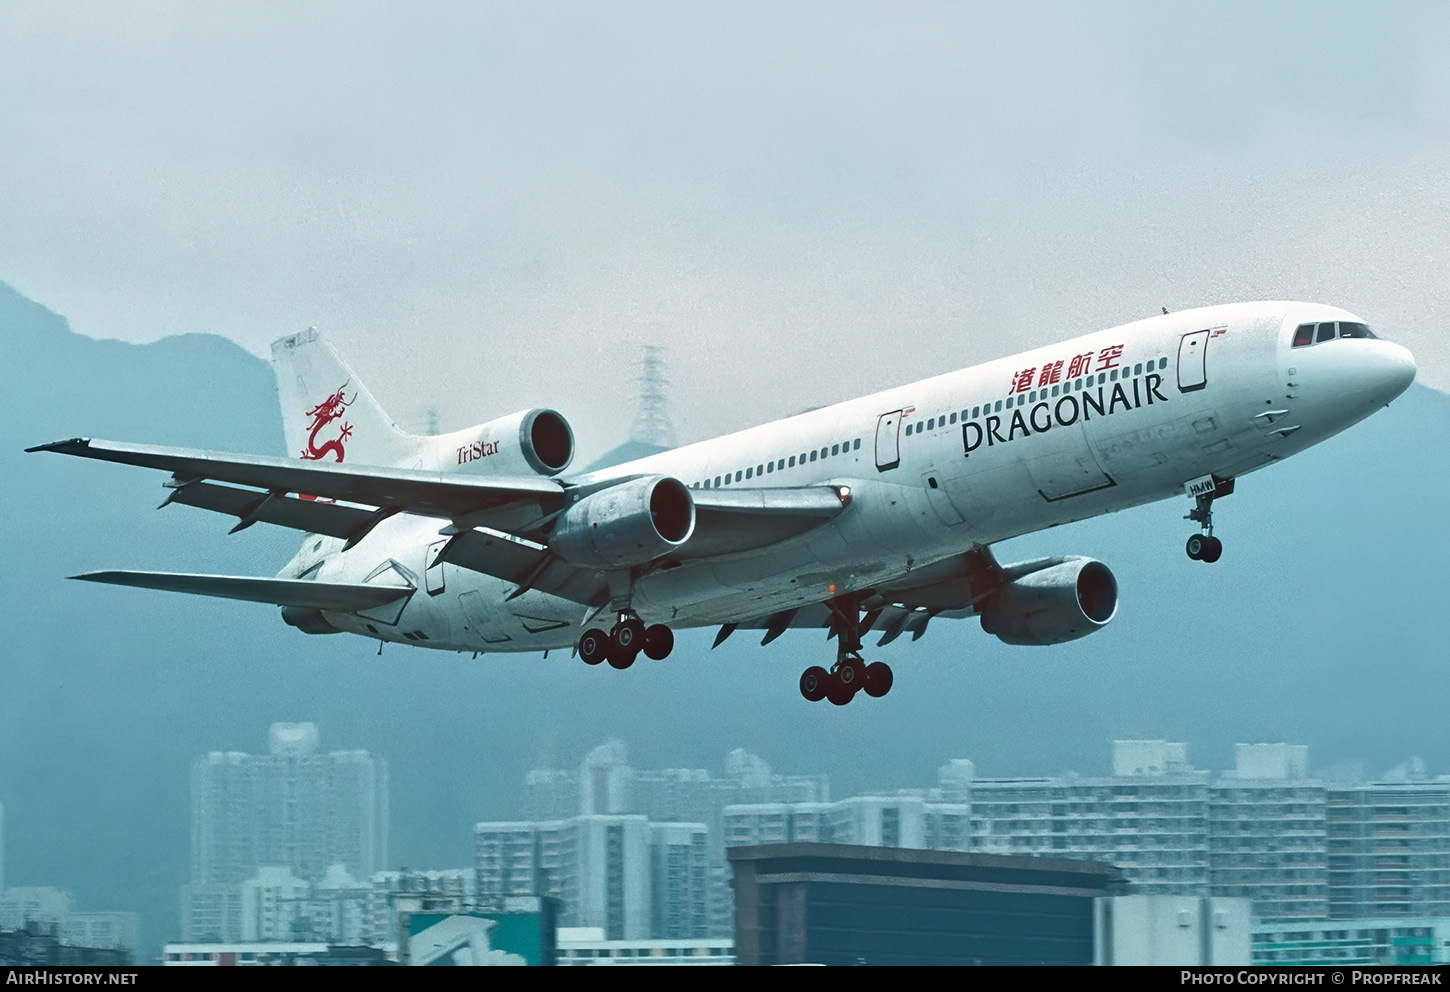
[3,1,1448,459]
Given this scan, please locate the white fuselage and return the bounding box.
[282,302,1414,652]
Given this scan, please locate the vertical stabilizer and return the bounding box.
[271,329,418,468]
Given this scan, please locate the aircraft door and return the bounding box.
[425,540,447,596]
[875,411,902,471]
[1178,329,1210,393]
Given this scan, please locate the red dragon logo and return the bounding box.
[299,383,353,503]
[300,383,354,462]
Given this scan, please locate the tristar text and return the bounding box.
[457,440,501,464]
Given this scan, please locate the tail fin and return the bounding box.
[271,329,419,468]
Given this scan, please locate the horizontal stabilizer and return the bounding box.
[72,571,412,612]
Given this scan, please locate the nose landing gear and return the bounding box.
[1184,479,1232,563]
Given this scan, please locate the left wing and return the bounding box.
[30,438,850,605]
[27,437,567,537]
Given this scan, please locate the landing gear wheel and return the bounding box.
[800,666,830,702]
[1186,534,1206,560]
[826,677,855,706]
[579,629,609,665]
[611,617,646,653]
[836,657,865,693]
[1201,535,1223,563]
[642,624,674,660]
[607,642,639,669]
[863,661,894,698]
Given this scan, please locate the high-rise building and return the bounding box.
[1326,781,1450,919]
[184,723,389,941]
[952,740,1450,922]
[524,741,829,936]
[1207,745,1327,920]
[648,823,709,940]
[191,723,389,886]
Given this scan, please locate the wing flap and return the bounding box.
[167,481,376,540]
[681,485,847,558]
[72,571,412,611]
[440,530,609,607]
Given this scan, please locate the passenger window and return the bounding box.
[830,444,839,456]
[1051,384,1059,397]
[1317,322,1337,343]
[757,464,764,475]
[714,476,721,487]
[949,412,957,425]
[926,419,934,431]
[1110,369,1118,381]
[746,467,753,479]
[994,400,1002,412]
[1160,357,1167,369]
[853,439,861,450]
[972,406,980,418]
[1029,391,1037,403]
[819,447,827,459]
[1098,373,1106,384]
[1293,324,1314,347]
[735,470,742,482]
[778,458,785,470]
[789,455,796,467]
[810,451,817,462]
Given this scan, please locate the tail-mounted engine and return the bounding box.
[978,557,1118,646]
[551,476,695,570]
[444,408,575,476]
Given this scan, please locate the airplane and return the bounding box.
[27,302,1415,706]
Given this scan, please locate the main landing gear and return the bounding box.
[578,612,673,670]
[799,597,894,706]
[1184,483,1230,563]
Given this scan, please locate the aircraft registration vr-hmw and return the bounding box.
[28,302,1415,706]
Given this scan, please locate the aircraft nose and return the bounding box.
[1369,341,1417,404]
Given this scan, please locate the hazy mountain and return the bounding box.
[3,279,1447,956]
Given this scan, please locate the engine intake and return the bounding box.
[978,558,1118,646]
[437,408,575,477]
[551,476,696,570]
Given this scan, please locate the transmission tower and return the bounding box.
[629,345,677,448]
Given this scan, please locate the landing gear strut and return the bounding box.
[578,612,673,669]
[798,596,894,705]
[1184,483,1228,563]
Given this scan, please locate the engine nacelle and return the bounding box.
[434,408,575,476]
[551,476,696,570]
[978,558,1118,646]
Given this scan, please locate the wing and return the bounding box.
[72,571,412,611]
[716,547,1077,647]
[30,437,849,607]
[27,437,567,538]
[436,485,848,608]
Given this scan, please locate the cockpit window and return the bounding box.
[1294,319,1377,348]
